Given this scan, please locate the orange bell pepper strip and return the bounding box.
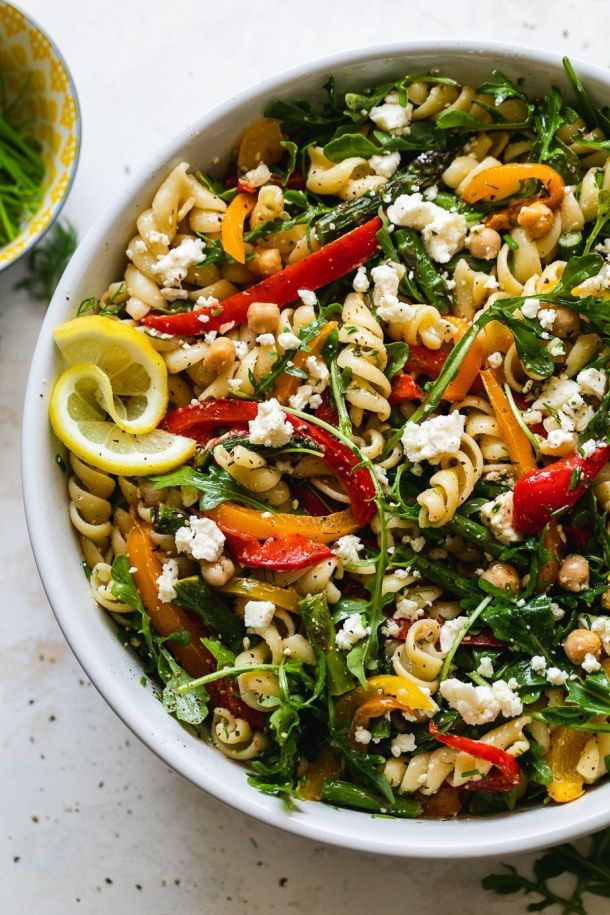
[274,321,338,405]
[462,163,565,210]
[221,192,256,264]
[126,523,266,728]
[335,674,435,747]
[480,368,536,477]
[300,747,343,801]
[237,117,284,172]
[537,521,563,592]
[546,727,590,803]
[207,503,360,544]
[443,316,485,402]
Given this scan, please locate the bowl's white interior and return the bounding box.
[22,40,610,858]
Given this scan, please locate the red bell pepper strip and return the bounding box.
[291,482,337,517]
[428,721,521,792]
[405,345,485,396]
[162,399,377,525]
[237,172,306,193]
[389,372,423,405]
[314,390,339,426]
[461,629,506,648]
[513,443,610,535]
[142,217,382,336]
[221,528,332,570]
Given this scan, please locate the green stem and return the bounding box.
[439,596,491,683]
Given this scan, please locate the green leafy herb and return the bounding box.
[584,188,610,254]
[383,341,409,380]
[563,56,610,134]
[160,648,209,725]
[109,554,144,614]
[150,464,274,513]
[299,593,353,696]
[16,220,77,300]
[483,594,557,657]
[173,576,244,650]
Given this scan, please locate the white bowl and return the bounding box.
[22,40,610,858]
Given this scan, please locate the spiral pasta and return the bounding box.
[417,431,484,527]
[337,291,391,425]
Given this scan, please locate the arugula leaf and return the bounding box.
[173,577,244,650]
[584,188,610,254]
[329,733,394,804]
[476,70,531,108]
[532,86,581,182]
[393,227,449,312]
[150,465,273,513]
[482,594,557,657]
[201,637,235,669]
[160,648,209,725]
[501,313,555,378]
[109,554,144,613]
[436,109,528,132]
[383,341,409,380]
[563,56,610,134]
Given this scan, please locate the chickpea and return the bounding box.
[563,628,602,665]
[466,226,502,260]
[200,555,235,587]
[545,305,581,339]
[247,301,280,334]
[480,561,521,594]
[203,337,236,374]
[601,587,610,612]
[249,247,282,277]
[517,201,554,239]
[558,554,590,592]
[138,479,168,506]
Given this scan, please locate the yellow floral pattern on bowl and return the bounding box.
[0,2,80,268]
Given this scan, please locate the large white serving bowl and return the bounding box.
[22,40,610,858]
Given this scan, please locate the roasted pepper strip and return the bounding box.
[274,321,338,405]
[513,443,610,535]
[546,727,590,803]
[444,317,485,402]
[428,721,521,792]
[300,747,343,801]
[405,344,485,398]
[462,163,565,209]
[142,217,381,335]
[221,192,256,264]
[126,523,265,728]
[220,527,333,570]
[208,502,360,543]
[389,373,423,405]
[237,117,284,172]
[480,368,536,477]
[218,577,298,612]
[336,675,435,746]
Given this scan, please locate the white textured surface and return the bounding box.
[2,1,608,912]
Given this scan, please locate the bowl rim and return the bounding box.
[0,0,81,269]
[22,38,610,859]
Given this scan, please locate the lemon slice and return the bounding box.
[50,364,195,475]
[53,315,168,434]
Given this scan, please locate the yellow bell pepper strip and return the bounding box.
[207,503,360,544]
[480,368,536,477]
[335,675,435,747]
[443,316,485,403]
[126,523,267,728]
[220,192,256,264]
[546,727,590,803]
[218,577,298,612]
[237,117,284,173]
[482,320,514,355]
[462,163,565,210]
[300,747,343,801]
[274,321,338,405]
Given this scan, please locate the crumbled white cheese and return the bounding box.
[288,383,322,411]
[582,652,601,673]
[305,355,330,386]
[278,330,302,351]
[522,409,543,426]
[551,602,565,621]
[352,265,370,293]
[439,678,523,725]
[151,237,205,286]
[354,726,372,745]
[480,491,522,545]
[298,289,317,307]
[546,667,569,686]
[580,439,599,458]
[537,308,556,331]
[577,367,607,399]
[256,333,276,345]
[401,412,465,464]
[487,351,503,369]
[248,398,294,447]
[373,464,389,490]
[520,297,540,319]
[548,338,565,358]
[244,599,275,632]
[175,516,225,562]
[370,150,401,178]
[546,428,575,450]
[476,656,494,678]
[333,535,363,563]
[227,378,243,391]
[395,597,423,621]
[591,616,610,653]
[439,616,468,654]
[335,613,368,651]
[369,92,412,135]
[156,558,179,603]
[148,229,170,246]
[391,733,416,756]
[530,655,547,674]
[572,262,610,296]
[233,340,248,360]
[241,162,271,187]
[371,261,407,319]
[387,193,468,263]
[405,535,425,553]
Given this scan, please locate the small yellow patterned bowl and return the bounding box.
[0,1,80,270]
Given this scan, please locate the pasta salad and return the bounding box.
[49,58,610,819]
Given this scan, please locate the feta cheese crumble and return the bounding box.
[244,599,275,632]
[476,656,494,678]
[352,265,370,292]
[387,192,468,263]
[480,491,522,545]
[577,367,607,399]
[369,93,412,135]
[151,237,205,286]
[439,616,468,654]
[335,613,369,651]
[370,261,408,321]
[546,667,569,686]
[401,412,465,464]
[582,652,601,673]
[394,597,423,621]
[530,655,547,675]
[439,678,523,725]
[390,733,416,756]
[333,534,363,564]
[369,150,401,178]
[175,516,225,562]
[156,558,179,603]
[248,398,294,447]
[277,330,302,351]
[591,616,610,653]
[241,162,271,187]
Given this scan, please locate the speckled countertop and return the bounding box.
[2,1,609,912]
